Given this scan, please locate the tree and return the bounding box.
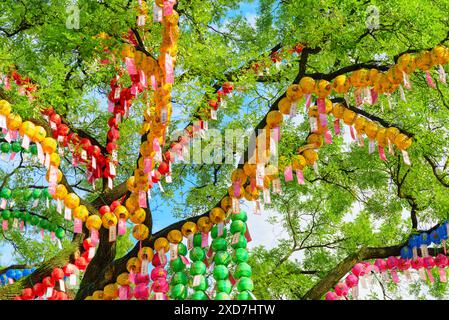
[0,0,448,300]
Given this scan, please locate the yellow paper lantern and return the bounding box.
[209,207,226,224]
[299,77,316,94]
[53,184,68,200]
[197,217,213,233]
[286,84,303,101]
[114,205,129,220]
[126,257,142,273]
[117,273,130,286]
[102,212,118,229]
[181,221,198,237]
[19,121,36,138]
[42,137,57,154]
[64,193,80,209]
[154,237,169,252]
[364,121,379,140]
[315,79,332,98]
[138,247,154,261]
[332,75,350,94]
[132,224,149,241]
[292,154,307,171]
[278,97,292,115]
[167,230,183,244]
[307,133,324,148]
[0,100,11,116]
[86,215,102,231]
[92,290,104,300]
[129,208,146,224]
[302,149,318,165]
[73,205,89,222]
[6,114,22,131]
[220,197,232,212]
[103,284,118,300]
[394,134,412,150]
[331,103,346,119]
[266,111,283,128]
[342,108,357,125]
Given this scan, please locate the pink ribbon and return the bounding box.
[333,119,341,135]
[317,98,326,113]
[324,130,332,144]
[296,170,304,184]
[284,166,293,182]
[125,57,138,75]
[426,71,436,89]
[319,113,328,127]
[305,94,312,109]
[378,145,387,161]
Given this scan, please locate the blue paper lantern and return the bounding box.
[409,235,419,248]
[419,233,431,246]
[430,230,441,244]
[14,269,22,280]
[437,224,448,240]
[400,246,413,259]
[5,269,15,278]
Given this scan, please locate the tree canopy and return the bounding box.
[0,0,449,300]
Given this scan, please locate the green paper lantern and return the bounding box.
[214,251,231,266]
[11,142,21,153]
[170,284,187,300]
[49,223,57,233]
[1,210,11,220]
[193,233,202,247]
[24,212,32,222]
[211,238,227,252]
[235,263,252,278]
[189,247,205,261]
[170,257,186,272]
[215,292,231,300]
[172,272,188,286]
[191,275,207,291]
[29,144,38,155]
[31,189,42,200]
[24,189,33,201]
[0,188,12,199]
[231,234,247,249]
[230,220,246,234]
[190,261,206,275]
[55,227,65,239]
[39,219,49,230]
[216,279,232,294]
[11,189,20,199]
[213,265,229,280]
[30,216,40,226]
[211,224,227,239]
[237,291,252,300]
[233,248,249,263]
[0,142,11,153]
[237,277,253,291]
[178,242,187,256]
[12,210,21,219]
[42,188,52,200]
[190,291,208,300]
[17,211,25,221]
[230,210,247,222]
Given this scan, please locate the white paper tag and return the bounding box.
[64,207,72,221]
[402,149,411,165]
[109,226,117,242]
[59,279,65,292]
[256,164,265,188]
[263,188,271,204]
[88,247,96,259]
[289,101,298,118]
[309,117,318,132]
[0,115,6,129]
[45,287,53,298]
[232,232,241,245]
[141,259,149,275]
[21,135,30,150]
[211,109,217,120]
[170,243,178,261]
[187,234,194,250]
[69,274,77,286]
[193,275,202,287]
[13,218,18,229]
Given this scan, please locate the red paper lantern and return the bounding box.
[22,288,34,300]
[89,145,101,158]
[50,113,61,126]
[51,268,64,281]
[107,127,120,142]
[208,99,218,109]
[75,257,88,271]
[42,107,55,116]
[82,250,93,262]
[106,142,118,153]
[33,283,45,297]
[42,276,55,288]
[14,296,22,300]
[108,116,118,128]
[151,170,161,183]
[157,162,169,175]
[110,200,121,212]
[99,205,111,216]
[63,263,77,276]
[57,124,70,137]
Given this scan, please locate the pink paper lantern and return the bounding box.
[397,258,411,271]
[386,256,399,270]
[334,282,349,297]
[374,259,387,273]
[345,274,358,288]
[325,292,338,300]
[150,267,167,281]
[411,257,424,269]
[435,254,448,268]
[423,256,435,269]
[352,263,365,277]
[134,283,149,300]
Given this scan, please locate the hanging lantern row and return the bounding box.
[326,251,449,300]
[14,238,98,300]
[0,268,36,286]
[401,221,449,260]
[88,209,254,300]
[0,209,66,241]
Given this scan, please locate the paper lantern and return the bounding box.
[114,205,129,220]
[431,46,449,65]
[103,283,119,300]
[307,134,323,148]
[64,193,80,209]
[302,149,318,165]
[132,224,149,241]
[315,80,331,98]
[0,100,12,116]
[102,212,118,228]
[138,247,154,261]
[354,117,368,135]
[332,75,350,94]
[299,77,315,94]
[331,103,345,119]
[286,84,303,101]
[415,51,433,71]
[364,121,379,140]
[220,197,232,212]
[266,111,283,128]
[334,282,349,297]
[167,230,183,244]
[19,121,36,138]
[73,205,88,221]
[394,134,412,150]
[126,257,142,273]
[7,113,22,131]
[42,137,57,154]
[181,221,197,237]
[397,53,416,74]
[129,208,146,224]
[86,215,102,231]
[154,237,170,253]
[342,108,357,125]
